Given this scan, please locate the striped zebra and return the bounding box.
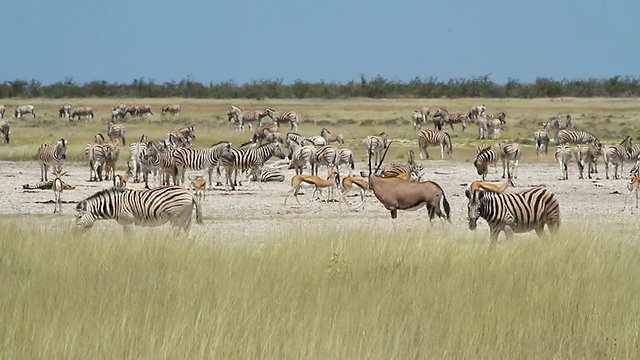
[466,186,560,243]
[0,119,10,143]
[262,108,299,131]
[129,136,148,183]
[485,112,507,140]
[140,141,164,188]
[336,148,355,177]
[418,129,452,159]
[364,132,388,169]
[468,104,486,120]
[499,142,521,179]
[227,105,264,132]
[313,145,339,176]
[534,124,550,156]
[248,166,285,182]
[75,186,203,234]
[147,140,178,186]
[381,150,422,179]
[412,110,426,131]
[602,136,632,180]
[286,141,317,175]
[85,142,108,181]
[14,104,36,118]
[161,104,181,116]
[286,132,315,147]
[219,142,287,190]
[474,146,500,181]
[555,144,572,180]
[253,124,281,144]
[102,141,121,181]
[38,139,68,182]
[556,128,599,146]
[166,126,196,148]
[173,141,231,187]
[574,143,602,180]
[108,121,126,145]
[433,107,469,132]
[59,105,71,118]
[320,128,344,145]
[70,106,94,121]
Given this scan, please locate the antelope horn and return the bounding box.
[374,140,394,174]
[465,179,513,198]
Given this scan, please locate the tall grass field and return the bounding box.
[1,219,639,358]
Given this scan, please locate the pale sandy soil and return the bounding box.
[2,155,639,243]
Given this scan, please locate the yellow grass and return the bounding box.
[1,97,639,165]
[1,218,639,358]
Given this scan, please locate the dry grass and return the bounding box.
[1,218,639,359]
[1,97,639,165]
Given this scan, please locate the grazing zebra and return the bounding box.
[75,186,203,234]
[173,141,231,187]
[262,108,299,131]
[468,104,486,120]
[320,128,344,145]
[555,144,572,180]
[134,105,153,116]
[499,142,522,179]
[108,121,126,145]
[0,119,9,143]
[313,145,339,176]
[161,104,181,116]
[248,166,285,182]
[59,105,71,118]
[418,129,452,159]
[556,129,599,146]
[336,148,355,177]
[574,143,602,180]
[227,105,264,132]
[466,186,560,243]
[534,124,550,156]
[14,105,36,118]
[485,112,507,140]
[219,142,287,190]
[474,146,500,181]
[433,107,469,132]
[381,150,422,179]
[70,106,94,121]
[364,133,388,169]
[38,139,68,182]
[286,141,317,175]
[602,136,632,180]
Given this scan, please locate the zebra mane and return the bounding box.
[78,187,127,206]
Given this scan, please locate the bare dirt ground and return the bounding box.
[3,154,639,242]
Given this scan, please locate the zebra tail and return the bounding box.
[441,192,451,222]
[349,153,355,170]
[194,197,203,224]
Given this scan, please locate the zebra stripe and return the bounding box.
[287,142,317,175]
[141,141,164,188]
[557,129,599,146]
[38,139,67,182]
[248,167,285,182]
[227,105,263,132]
[0,119,10,143]
[320,128,344,145]
[173,141,231,187]
[575,143,602,180]
[534,128,550,156]
[286,132,315,147]
[166,126,196,147]
[603,136,632,180]
[473,147,499,181]
[75,186,202,233]
[313,145,339,176]
[466,186,561,242]
[555,144,572,180]
[381,150,422,179]
[485,112,507,140]
[263,108,299,131]
[499,142,521,179]
[433,107,469,132]
[412,110,426,131]
[219,142,287,189]
[85,142,108,181]
[14,104,36,118]
[129,138,148,183]
[418,129,452,159]
[364,133,388,168]
[108,122,126,145]
[336,148,355,177]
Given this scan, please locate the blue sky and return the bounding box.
[3,0,638,85]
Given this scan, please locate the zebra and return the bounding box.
[433,107,469,132]
[534,124,550,156]
[141,141,166,188]
[227,105,264,132]
[111,107,126,121]
[485,112,507,140]
[108,121,126,145]
[262,108,299,131]
[418,129,452,159]
[218,142,287,190]
[166,126,196,147]
[59,105,71,118]
[412,110,426,131]
[574,143,602,180]
[161,104,181,116]
[103,141,121,181]
[75,186,203,234]
[381,150,422,179]
[134,105,153,116]
[320,128,344,145]
[286,132,315,147]
[466,186,560,243]
[467,104,486,121]
[85,142,108,181]
[172,141,232,187]
[499,142,521,179]
[38,139,68,182]
[14,105,36,118]
[602,136,632,180]
[0,105,5,118]
[248,166,286,182]
[336,148,355,177]
[474,146,500,181]
[70,106,94,121]
[313,145,339,176]
[555,144,572,180]
[0,119,10,143]
[364,132,388,169]
[129,136,148,183]
[252,124,281,144]
[286,140,317,175]
[556,128,599,146]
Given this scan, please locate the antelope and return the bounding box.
[284,171,339,205]
[113,163,133,189]
[367,143,451,220]
[623,174,640,210]
[52,170,66,213]
[190,176,207,200]
[338,176,369,210]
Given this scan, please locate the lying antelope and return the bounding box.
[52,170,66,213]
[367,143,451,220]
[338,176,369,210]
[190,176,207,200]
[284,171,339,205]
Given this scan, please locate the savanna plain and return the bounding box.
[1,97,640,358]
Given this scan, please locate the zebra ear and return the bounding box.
[465,189,472,199]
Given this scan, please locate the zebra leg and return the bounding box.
[440,144,444,159]
[502,159,507,179]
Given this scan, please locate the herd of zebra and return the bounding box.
[11,102,640,242]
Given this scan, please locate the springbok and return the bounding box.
[284,170,339,205]
[52,170,66,213]
[338,176,369,210]
[189,176,207,200]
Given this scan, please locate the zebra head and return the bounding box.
[55,139,68,159]
[466,189,485,230]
